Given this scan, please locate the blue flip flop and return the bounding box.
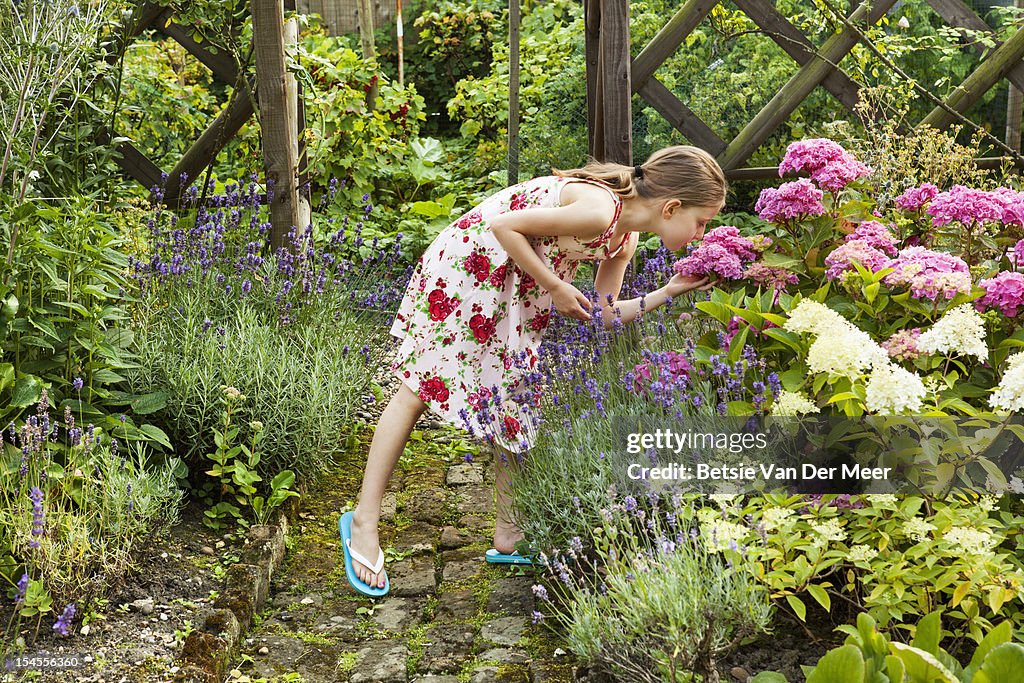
[485,548,540,566]
[339,511,389,597]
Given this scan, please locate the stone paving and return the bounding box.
[222,422,576,683]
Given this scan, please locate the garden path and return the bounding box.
[222,414,574,683]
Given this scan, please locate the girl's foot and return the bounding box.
[494,517,525,555]
[349,507,387,589]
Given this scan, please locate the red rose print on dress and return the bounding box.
[528,312,550,331]
[418,375,450,403]
[469,313,496,343]
[456,210,483,230]
[509,193,528,211]
[463,250,492,282]
[517,270,537,297]
[427,288,458,321]
[488,263,509,287]
[502,415,521,438]
[468,386,492,411]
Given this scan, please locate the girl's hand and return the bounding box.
[665,273,714,297]
[551,281,592,320]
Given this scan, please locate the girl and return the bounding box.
[340,145,727,596]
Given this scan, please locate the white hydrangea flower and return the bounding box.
[810,518,846,545]
[761,506,796,530]
[917,303,988,360]
[866,494,899,507]
[865,362,926,414]
[903,517,936,542]
[1010,476,1024,495]
[783,300,850,335]
[701,520,750,552]
[848,544,876,563]
[807,329,888,379]
[990,352,1024,412]
[772,390,819,416]
[943,526,998,556]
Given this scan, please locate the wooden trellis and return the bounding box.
[585,0,1024,177]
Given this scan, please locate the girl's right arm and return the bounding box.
[489,200,616,321]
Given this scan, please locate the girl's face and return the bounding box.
[658,200,724,251]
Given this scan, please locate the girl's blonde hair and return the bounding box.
[552,145,728,208]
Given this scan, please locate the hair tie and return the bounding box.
[634,164,644,179]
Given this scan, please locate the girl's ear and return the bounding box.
[662,198,682,218]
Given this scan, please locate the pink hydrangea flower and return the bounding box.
[825,240,891,280]
[673,226,756,280]
[881,328,923,361]
[883,246,972,299]
[744,262,800,292]
[755,179,826,222]
[778,138,870,192]
[977,271,1024,317]
[927,185,1005,227]
[894,183,939,212]
[992,187,1024,226]
[847,220,898,256]
[1013,238,1024,268]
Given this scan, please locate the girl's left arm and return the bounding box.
[593,240,710,329]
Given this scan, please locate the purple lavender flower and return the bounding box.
[72,377,83,392]
[53,603,76,636]
[29,486,44,548]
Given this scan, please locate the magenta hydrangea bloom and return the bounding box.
[881,328,922,362]
[778,139,870,192]
[894,183,939,212]
[825,240,891,280]
[993,187,1024,226]
[1013,238,1024,268]
[812,154,871,193]
[927,185,1005,227]
[673,226,756,280]
[755,179,826,222]
[883,246,972,299]
[744,262,800,292]
[977,271,1024,317]
[779,138,847,176]
[847,220,898,256]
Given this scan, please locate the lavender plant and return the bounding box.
[1,391,183,657]
[126,175,413,478]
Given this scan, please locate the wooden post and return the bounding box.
[919,25,1024,131]
[284,16,311,229]
[717,0,896,171]
[358,0,378,110]
[397,0,405,88]
[585,0,632,164]
[508,0,521,186]
[252,0,300,253]
[1009,0,1024,152]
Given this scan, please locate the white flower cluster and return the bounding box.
[903,517,936,542]
[810,518,846,545]
[865,494,899,507]
[865,362,927,414]
[761,506,796,530]
[771,390,819,416]
[784,300,888,379]
[917,304,988,360]
[847,544,876,563]
[701,519,750,552]
[990,352,1024,412]
[942,526,998,557]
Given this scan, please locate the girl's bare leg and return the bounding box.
[493,446,526,554]
[349,382,427,588]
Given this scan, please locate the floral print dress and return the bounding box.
[388,175,635,453]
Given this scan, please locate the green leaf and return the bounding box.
[911,610,942,655]
[139,424,172,450]
[10,375,43,408]
[807,583,832,612]
[786,594,807,621]
[806,645,865,683]
[889,642,958,683]
[973,643,1024,683]
[750,674,790,683]
[129,391,168,415]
